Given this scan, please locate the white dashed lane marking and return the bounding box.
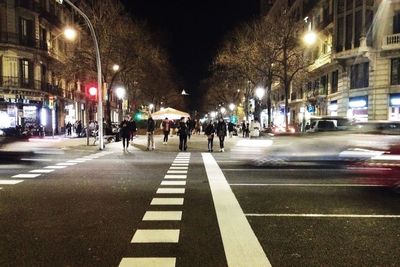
[119,258,176,267]
[161,181,186,186]
[170,167,188,170]
[131,229,180,243]
[56,163,77,166]
[167,170,188,174]
[157,188,185,194]
[12,174,41,178]
[142,211,182,221]
[164,175,187,179]
[44,165,67,169]
[0,180,24,185]
[150,198,184,205]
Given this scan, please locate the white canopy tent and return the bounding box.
[151,107,190,120]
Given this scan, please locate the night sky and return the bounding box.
[121,0,260,111]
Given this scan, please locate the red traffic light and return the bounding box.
[85,83,97,100]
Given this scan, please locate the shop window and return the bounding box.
[391,58,400,85]
[350,62,369,89]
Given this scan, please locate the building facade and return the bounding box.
[265,0,400,126]
[0,0,90,135]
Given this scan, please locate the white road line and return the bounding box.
[202,153,272,267]
[157,188,185,194]
[12,174,41,178]
[143,211,182,221]
[171,163,189,166]
[44,166,67,169]
[77,158,92,161]
[0,180,24,185]
[151,198,184,205]
[119,258,176,267]
[67,160,86,163]
[164,175,187,179]
[131,229,180,243]
[167,170,188,174]
[230,183,384,187]
[246,213,400,218]
[29,169,54,173]
[169,167,188,170]
[173,161,189,164]
[20,158,52,162]
[161,181,186,186]
[56,163,77,166]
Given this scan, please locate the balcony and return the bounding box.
[382,33,400,50]
[0,32,48,51]
[0,76,62,96]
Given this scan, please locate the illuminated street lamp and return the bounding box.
[63,27,77,41]
[303,30,317,46]
[115,87,125,99]
[255,87,265,100]
[149,103,154,114]
[229,103,236,111]
[220,107,226,114]
[112,64,120,72]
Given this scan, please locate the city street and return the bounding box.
[0,135,399,266]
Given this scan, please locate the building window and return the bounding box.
[20,59,32,86]
[391,58,400,85]
[320,75,328,95]
[331,70,338,93]
[393,11,400,34]
[350,62,369,89]
[19,17,34,47]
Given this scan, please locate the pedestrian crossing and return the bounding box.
[119,152,190,267]
[0,151,113,190]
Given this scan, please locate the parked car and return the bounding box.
[307,119,337,132]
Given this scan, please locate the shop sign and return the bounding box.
[23,106,37,123]
[349,96,368,109]
[390,94,400,106]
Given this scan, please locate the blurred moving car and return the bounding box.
[352,121,400,135]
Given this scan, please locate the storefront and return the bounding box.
[328,100,338,116]
[389,93,400,121]
[347,96,368,122]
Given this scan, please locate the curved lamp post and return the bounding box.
[56,0,104,150]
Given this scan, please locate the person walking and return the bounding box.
[228,121,235,138]
[129,117,137,141]
[119,117,131,152]
[177,117,188,151]
[76,120,82,137]
[161,117,170,144]
[66,122,72,136]
[204,120,215,152]
[186,117,193,140]
[216,117,227,152]
[146,116,155,150]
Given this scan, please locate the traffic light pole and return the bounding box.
[60,0,104,150]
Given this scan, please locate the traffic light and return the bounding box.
[85,83,97,101]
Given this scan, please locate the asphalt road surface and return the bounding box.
[0,135,399,267]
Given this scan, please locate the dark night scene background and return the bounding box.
[121,0,260,112]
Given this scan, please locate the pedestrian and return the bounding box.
[147,115,155,150]
[76,120,82,137]
[246,122,250,138]
[216,117,227,152]
[119,117,131,152]
[129,117,137,141]
[162,117,170,144]
[169,120,175,137]
[250,117,261,137]
[66,121,72,136]
[228,121,235,138]
[186,117,193,140]
[241,121,246,138]
[204,120,215,152]
[177,117,188,151]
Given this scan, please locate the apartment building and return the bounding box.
[266,0,400,125]
[0,0,87,134]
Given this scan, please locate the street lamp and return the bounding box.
[63,27,77,41]
[220,107,226,115]
[303,30,317,46]
[149,103,154,114]
[56,0,104,150]
[255,87,265,100]
[229,103,236,111]
[112,64,120,72]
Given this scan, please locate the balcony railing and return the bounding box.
[0,76,62,96]
[0,32,48,51]
[383,33,400,50]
